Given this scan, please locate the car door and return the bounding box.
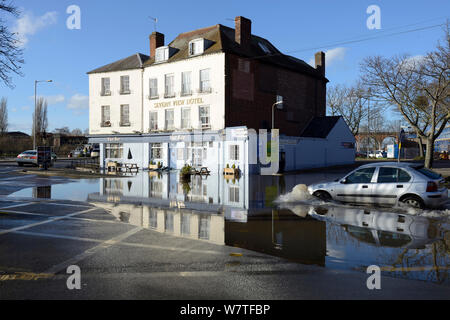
[335,167,377,204]
[372,167,412,206]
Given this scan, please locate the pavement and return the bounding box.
[0,163,449,300]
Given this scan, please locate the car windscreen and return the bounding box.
[414,166,442,180]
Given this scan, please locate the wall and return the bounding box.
[282,119,356,171]
[143,53,226,132]
[89,69,144,135]
[225,54,327,136]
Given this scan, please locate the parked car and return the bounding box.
[356,151,367,158]
[368,150,387,159]
[308,162,448,209]
[90,145,100,158]
[17,150,55,167]
[17,150,38,167]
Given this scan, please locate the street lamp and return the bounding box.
[272,96,284,130]
[34,80,53,150]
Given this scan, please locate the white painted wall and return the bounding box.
[89,69,144,135]
[282,118,356,171]
[143,53,226,133]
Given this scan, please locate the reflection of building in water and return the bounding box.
[90,172,250,219]
[225,209,326,266]
[33,186,51,199]
[90,201,225,245]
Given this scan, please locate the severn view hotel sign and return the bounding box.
[154,98,204,108]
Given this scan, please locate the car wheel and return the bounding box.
[313,191,332,202]
[400,196,425,209]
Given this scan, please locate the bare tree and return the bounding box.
[327,84,369,136]
[71,128,82,136]
[0,0,24,88]
[361,25,449,168]
[33,97,48,145]
[0,97,7,134]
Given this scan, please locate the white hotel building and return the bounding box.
[88,17,355,173]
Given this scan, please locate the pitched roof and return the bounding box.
[87,53,150,74]
[143,24,326,80]
[5,132,30,138]
[300,116,342,138]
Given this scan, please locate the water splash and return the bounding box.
[277,184,315,203]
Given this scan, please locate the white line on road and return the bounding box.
[0,208,119,224]
[0,202,37,210]
[0,207,98,237]
[11,229,226,256]
[44,227,143,275]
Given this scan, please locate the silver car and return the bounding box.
[308,162,448,209]
[17,150,38,166]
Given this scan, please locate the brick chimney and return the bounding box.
[235,16,252,51]
[315,51,326,76]
[150,32,165,59]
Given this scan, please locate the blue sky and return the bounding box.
[1,0,449,134]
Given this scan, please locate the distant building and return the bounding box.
[436,125,450,152]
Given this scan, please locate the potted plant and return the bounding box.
[180,164,192,182]
[149,161,159,171]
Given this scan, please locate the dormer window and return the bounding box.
[189,38,205,56]
[155,47,169,63]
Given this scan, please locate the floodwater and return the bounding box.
[9,171,450,286]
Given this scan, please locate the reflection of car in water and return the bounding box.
[306,205,444,249]
[308,162,448,209]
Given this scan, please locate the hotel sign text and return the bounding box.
[154,98,204,108]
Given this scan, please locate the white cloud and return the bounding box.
[21,106,30,111]
[29,95,65,106]
[12,11,58,47]
[67,94,89,112]
[309,47,348,68]
[45,95,65,105]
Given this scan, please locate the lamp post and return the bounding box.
[272,96,284,130]
[34,80,53,150]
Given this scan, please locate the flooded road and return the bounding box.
[8,171,450,286]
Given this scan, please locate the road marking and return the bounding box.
[10,229,226,256]
[0,208,118,225]
[13,230,105,244]
[0,202,37,210]
[44,227,143,275]
[0,272,53,282]
[0,207,97,237]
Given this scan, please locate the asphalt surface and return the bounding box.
[0,163,449,300]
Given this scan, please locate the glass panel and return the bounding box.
[165,74,174,97]
[182,72,191,95]
[120,105,130,125]
[199,106,210,128]
[181,108,190,129]
[165,109,174,130]
[121,76,130,93]
[200,69,210,92]
[149,78,158,98]
[346,168,376,184]
[149,112,158,130]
